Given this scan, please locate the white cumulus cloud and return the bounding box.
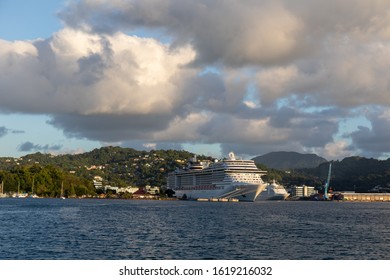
[1,0,390,159]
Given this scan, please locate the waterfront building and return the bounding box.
[93,176,103,189]
[291,185,317,197]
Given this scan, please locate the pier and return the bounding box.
[196,198,239,202]
[341,192,390,202]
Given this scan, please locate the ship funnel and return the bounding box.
[228,152,236,160]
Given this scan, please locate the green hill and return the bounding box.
[0,147,210,196]
[304,157,390,193]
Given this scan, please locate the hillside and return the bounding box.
[0,147,211,196]
[303,156,390,192]
[252,151,327,170]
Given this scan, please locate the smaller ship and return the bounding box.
[257,180,289,201]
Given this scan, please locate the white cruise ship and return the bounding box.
[167,152,267,202]
[256,180,289,201]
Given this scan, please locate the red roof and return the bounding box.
[132,188,147,196]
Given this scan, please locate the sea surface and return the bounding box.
[0,198,389,260]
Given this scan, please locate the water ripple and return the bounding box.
[0,199,389,259]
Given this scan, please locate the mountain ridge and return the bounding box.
[252,151,327,170]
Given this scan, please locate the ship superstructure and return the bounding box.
[167,152,267,202]
[257,180,289,201]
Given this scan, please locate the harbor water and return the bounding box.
[0,198,389,260]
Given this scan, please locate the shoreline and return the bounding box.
[2,195,390,202]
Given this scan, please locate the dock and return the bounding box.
[341,192,390,202]
[196,198,239,202]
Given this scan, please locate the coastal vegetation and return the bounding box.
[0,164,94,197]
[0,147,213,197]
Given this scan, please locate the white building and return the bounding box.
[116,186,139,194]
[146,185,160,195]
[291,185,317,197]
[93,176,103,189]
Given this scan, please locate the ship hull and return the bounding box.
[256,192,289,201]
[256,182,289,201]
[173,183,267,202]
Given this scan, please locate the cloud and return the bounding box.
[17,141,62,153]
[194,105,341,158]
[47,113,174,142]
[321,140,355,160]
[0,126,8,137]
[120,140,183,152]
[1,0,390,159]
[58,0,390,66]
[0,29,196,115]
[0,126,24,137]
[349,108,390,157]
[0,28,199,143]
[59,0,306,67]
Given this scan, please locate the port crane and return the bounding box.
[323,163,332,200]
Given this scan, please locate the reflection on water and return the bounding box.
[0,199,389,259]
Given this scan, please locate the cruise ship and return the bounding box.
[167,152,267,202]
[257,180,289,201]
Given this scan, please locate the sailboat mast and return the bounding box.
[60,180,66,199]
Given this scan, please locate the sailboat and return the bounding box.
[15,180,27,198]
[29,177,39,198]
[0,181,6,198]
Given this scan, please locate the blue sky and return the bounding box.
[1,0,390,160]
[0,0,63,40]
